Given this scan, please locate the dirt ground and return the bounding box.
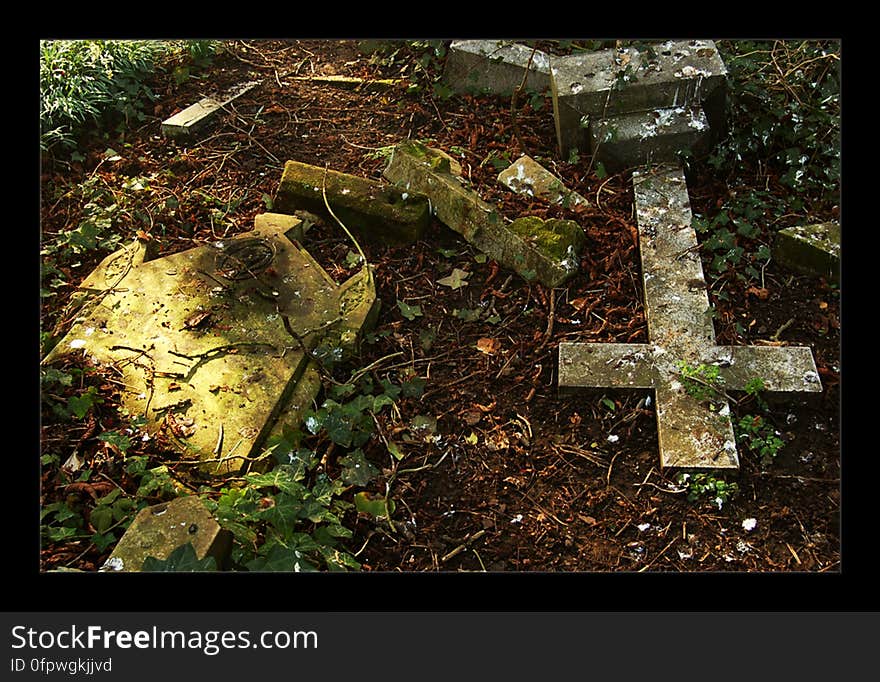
[39,39,842,578]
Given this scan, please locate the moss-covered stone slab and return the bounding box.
[590,106,711,173]
[101,496,231,572]
[384,141,584,287]
[161,80,260,138]
[273,160,430,245]
[774,221,840,283]
[497,155,589,209]
[444,40,552,96]
[551,40,727,158]
[558,165,821,471]
[43,217,376,475]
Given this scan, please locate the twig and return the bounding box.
[638,538,676,572]
[510,47,538,156]
[771,317,795,342]
[441,530,487,563]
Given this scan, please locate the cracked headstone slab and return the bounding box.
[444,40,552,95]
[590,106,711,173]
[273,159,430,245]
[384,141,584,287]
[497,155,589,208]
[551,40,727,158]
[558,164,821,471]
[774,221,840,284]
[43,217,376,475]
[101,496,231,572]
[161,80,260,138]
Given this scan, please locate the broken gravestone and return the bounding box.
[550,39,727,169]
[100,495,231,572]
[558,165,822,470]
[161,80,261,138]
[497,155,589,209]
[383,141,584,287]
[43,215,378,476]
[774,221,840,284]
[444,40,553,95]
[274,159,431,245]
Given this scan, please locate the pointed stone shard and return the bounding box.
[101,496,231,572]
[43,216,377,475]
[558,165,822,470]
[498,155,589,208]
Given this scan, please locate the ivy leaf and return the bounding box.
[142,543,218,572]
[339,449,379,486]
[354,492,396,519]
[437,268,470,289]
[397,299,423,321]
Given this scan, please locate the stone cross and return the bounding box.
[558,164,822,470]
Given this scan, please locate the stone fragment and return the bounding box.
[774,222,840,283]
[274,160,430,244]
[384,141,584,287]
[289,75,404,91]
[161,81,260,138]
[102,496,231,572]
[558,165,821,471]
[589,106,711,172]
[444,40,552,95]
[497,155,589,208]
[551,40,727,157]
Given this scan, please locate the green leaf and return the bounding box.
[339,449,379,486]
[261,193,274,210]
[91,531,117,552]
[98,431,131,454]
[595,161,607,179]
[397,299,423,320]
[142,543,218,571]
[601,398,616,411]
[67,387,99,419]
[387,441,406,460]
[401,376,426,398]
[453,307,482,322]
[354,492,396,519]
[437,247,458,258]
[437,268,470,289]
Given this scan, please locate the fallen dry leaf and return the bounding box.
[746,286,770,300]
[476,337,501,355]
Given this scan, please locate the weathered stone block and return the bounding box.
[774,222,840,283]
[101,496,231,572]
[161,81,260,138]
[274,160,430,245]
[384,142,584,287]
[551,40,727,157]
[590,106,712,172]
[444,40,552,95]
[498,155,589,208]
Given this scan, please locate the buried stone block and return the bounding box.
[43,216,377,476]
[274,160,430,245]
[384,141,584,287]
[161,80,260,138]
[551,40,727,158]
[444,40,552,95]
[590,106,712,173]
[774,221,840,284]
[497,155,589,209]
[101,496,232,572]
